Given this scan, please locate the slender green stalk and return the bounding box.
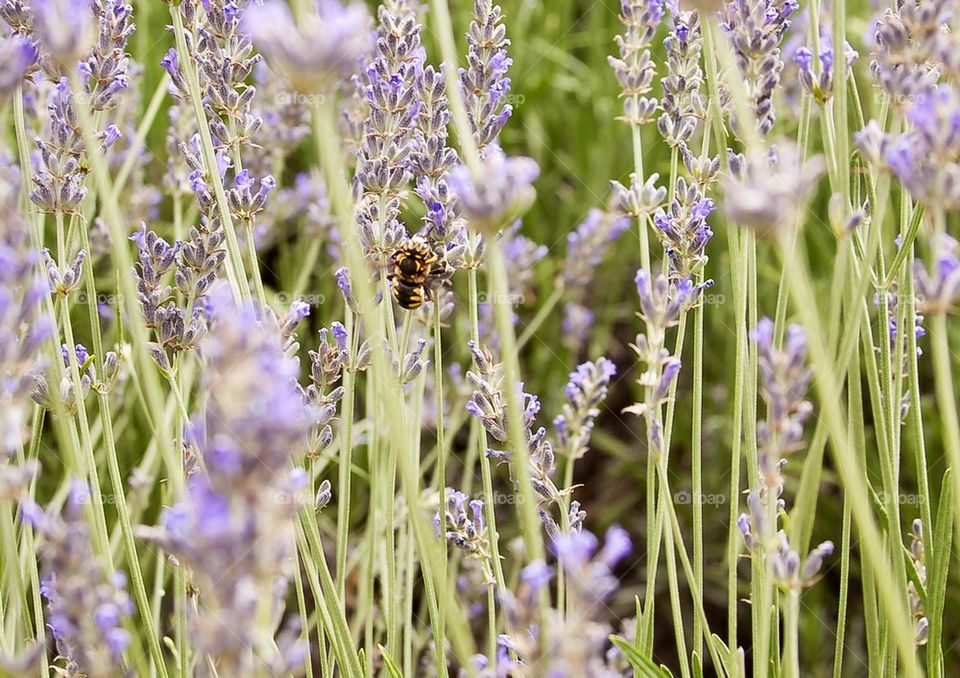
[336,310,358,595]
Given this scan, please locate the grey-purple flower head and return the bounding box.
[194,285,314,491]
[914,233,960,315]
[0,34,37,98]
[721,141,825,237]
[244,0,373,93]
[449,147,539,231]
[30,0,94,64]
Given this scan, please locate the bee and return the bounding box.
[388,237,445,310]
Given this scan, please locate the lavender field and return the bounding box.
[1,0,959,675]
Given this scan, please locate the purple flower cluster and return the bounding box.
[448,147,539,232]
[129,221,221,370]
[868,0,954,109]
[437,489,493,582]
[739,319,831,589]
[244,0,372,93]
[0,33,37,100]
[857,85,960,210]
[654,176,715,279]
[554,358,617,461]
[914,233,960,314]
[465,341,569,537]
[480,527,633,676]
[658,8,704,147]
[722,141,825,236]
[22,482,133,677]
[560,208,631,349]
[720,0,798,136]
[794,31,858,102]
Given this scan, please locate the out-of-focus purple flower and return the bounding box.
[868,1,950,109]
[554,525,632,605]
[858,85,960,210]
[139,291,312,673]
[914,233,960,314]
[244,0,372,92]
[30,0,94,64]
[449,147,539,231]
[23,482,134,676]
[0,34,37,99]
[561,208,630,293]
[0,158,52,456]
[721,141,825,236]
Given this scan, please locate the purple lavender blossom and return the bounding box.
[720,0,798,136]
[461,0,515,152]
[554,525,632,605]
[448,147,539,231]
[609,0,664,127]
[554,358,617,460]
[914,233,960,314]
[438,489,493,582]
[561,208,631,293]
[244,0,373,93]
[858,85,960,210]
[658,8,704,147]
[653,177,715,279]
[0,33,37,98]
[22,482,134,676]
[30,0,94,65]
[721,141,825,236]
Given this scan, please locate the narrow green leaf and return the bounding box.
[926,469,953,676]
[610,635,673,677]
[378,644,404,678]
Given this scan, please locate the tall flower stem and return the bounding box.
[336,310,358,596]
